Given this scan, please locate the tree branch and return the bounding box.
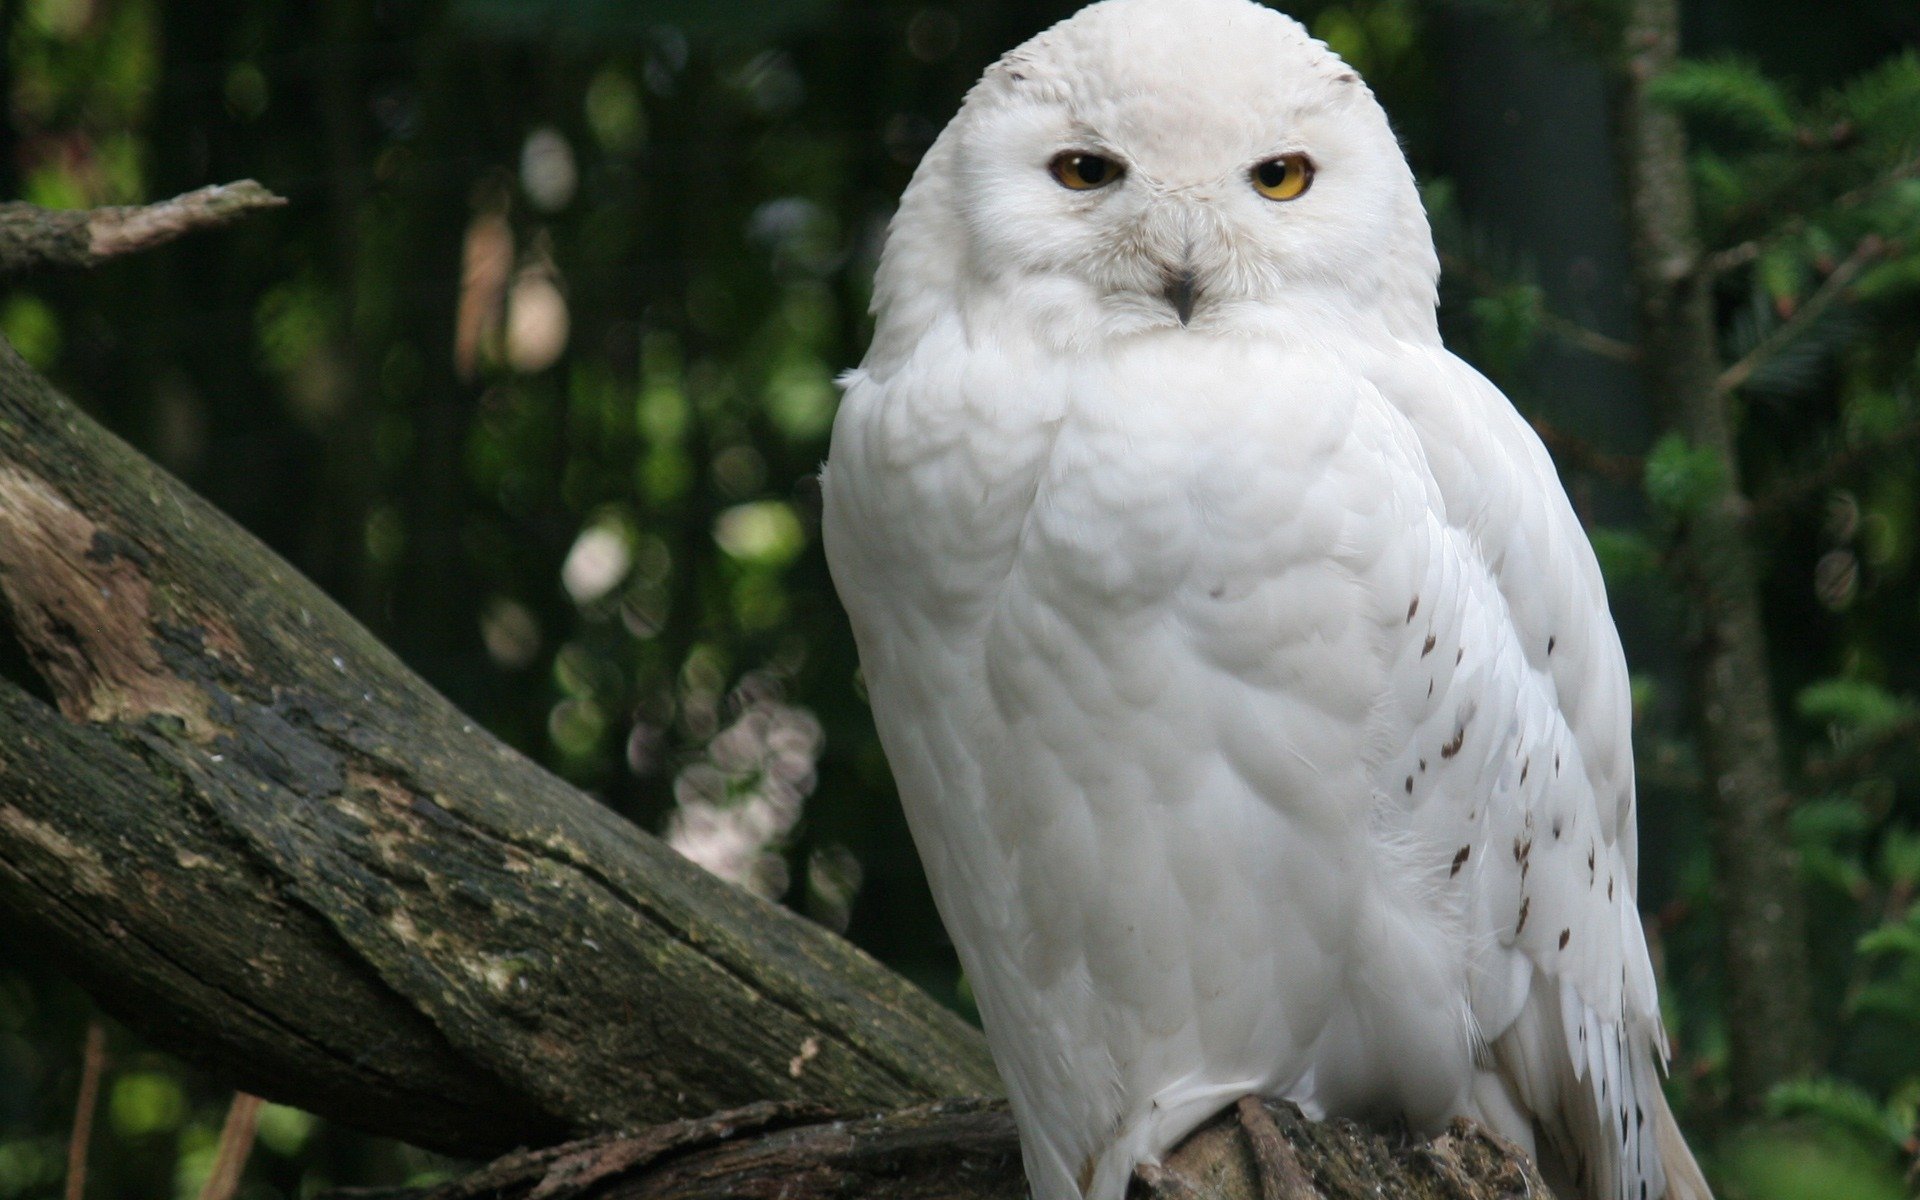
[325,1098,1550,1200]
[0,335,995,1157]
[1712,235,1884,399]
[1440,250,1643,365]
[0,181,286,274]
[1750,415,1920,522]
[1530,416,1644,485]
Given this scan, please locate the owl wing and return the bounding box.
[1372,347,1671,1200]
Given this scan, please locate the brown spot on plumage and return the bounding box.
[1608,875,1615,900]
[1421,632,1436,656]
[1520,757,1530,783]
[1451,846,1470,876]
[1419,758,1427,772]
[1559,928,1571,949]
[1404,775,1413,794]
[1440,728,1464,758]
[1407,595,1419,622]
[1516,896,1531,934]
[1548,636,1556,654]
[1455,646,1464,664]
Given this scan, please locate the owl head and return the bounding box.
[869,0,1441,359]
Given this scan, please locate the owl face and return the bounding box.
[933,0,1438,345]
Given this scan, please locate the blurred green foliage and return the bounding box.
[0,0,1918,1197]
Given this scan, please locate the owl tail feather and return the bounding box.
[1650,1086,1713,1200]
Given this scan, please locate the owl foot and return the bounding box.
[1131,1161,1204,1199]
[1233,1096,1318,1200]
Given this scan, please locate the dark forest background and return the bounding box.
[1,0,1918,1196]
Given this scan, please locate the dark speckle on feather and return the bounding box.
[1559,928,1571,949]
[1422,632,1436,656]
[1516,896,1530,934]
[1407,595,1419,622]
[1404,775,1413,794]
[1451,846,1470,876]
[1548,635,1556,654]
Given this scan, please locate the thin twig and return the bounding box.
[64,1021,107,1200]
[1440,250,1643,365]
[197,1093,265,1200]
[1530,416,1643,484]
[1701,154,1920,281]
[1751,416,1920,522]
[0,181,286,275]
[1713,235,1885,399]
[1803,714,1920,784]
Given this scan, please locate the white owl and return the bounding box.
[821,2,1711,1199]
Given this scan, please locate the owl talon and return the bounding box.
[1234,1097,1318,1200]
[1131,1160,1203,1200]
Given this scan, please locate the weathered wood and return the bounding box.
[0,182,286,274]
[327,1098,1550,1200]
[0,335,997,1157]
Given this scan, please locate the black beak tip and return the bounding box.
[1165,272,1197,326]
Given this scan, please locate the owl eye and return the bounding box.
[1050,151,1123,191]
[1251,154,1314,201]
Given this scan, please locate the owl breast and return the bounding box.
[824,327,1489,1200]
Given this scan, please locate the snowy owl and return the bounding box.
[821,2,1711,1198]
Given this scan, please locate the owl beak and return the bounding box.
[1162,268,1198,326]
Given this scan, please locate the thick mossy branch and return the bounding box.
[0,181,286,274]
[0,335,996,1156]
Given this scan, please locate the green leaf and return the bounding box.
[1650,58,1799,144]
[1767,1078,1907,1154]
[1642,433,1726,518]
[1795,678,1919,736]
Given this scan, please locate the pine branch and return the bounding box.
[1750,415,1920,521]
[1713,235,1885,399]
[1701,154,1920,280]
[1803,713,1920,783]
[1440,250,1642,364]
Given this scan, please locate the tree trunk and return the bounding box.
[1614,0,1816,1102]
[0,188,1553,1200]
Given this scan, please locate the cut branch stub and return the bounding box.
[0,335,997,1157]
[0,181,287,275]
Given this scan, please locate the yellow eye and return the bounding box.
[1050,151,1123,191]
[1251,154,1313,201]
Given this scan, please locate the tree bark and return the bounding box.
[0,189,1553,1199]
[326,1098,1548,1200]
[0,182,284,273]
[0,330,996,1157]
[1614,0,1815,1101]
